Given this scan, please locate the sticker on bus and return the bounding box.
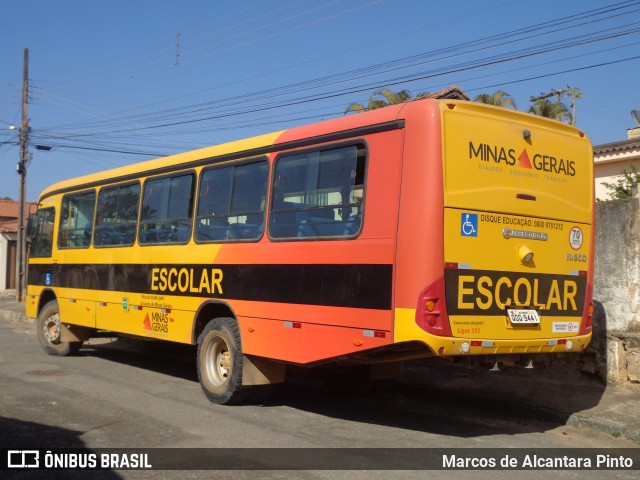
[552,321,580,333]
[569,226,584,250]
[460,213,478,237]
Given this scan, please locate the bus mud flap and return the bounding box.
[242,354,286,386]
[60,324,93,343]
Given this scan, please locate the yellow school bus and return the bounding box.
[27,99,594,404]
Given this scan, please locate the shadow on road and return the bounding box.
[82,339,198,383]
[82,338,606,440]
[0,417,122,480]
[266,359,606,439]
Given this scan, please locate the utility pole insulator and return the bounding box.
[175,33,181,66]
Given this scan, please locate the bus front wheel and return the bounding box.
[197,317,249,405]
[36,300,83,356]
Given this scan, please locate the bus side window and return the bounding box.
[94,182,140,247]
[139,173,194,245]
[58,191,96,249]
[195,159,268,243]
[269,144,366,240]
[29,208,55,258]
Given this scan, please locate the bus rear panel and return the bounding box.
[395,101,593,360]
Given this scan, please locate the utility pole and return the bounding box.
[530,86,582,126]
[16,48,29,302]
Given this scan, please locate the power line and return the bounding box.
[49,0,375,91]
[19,1,640,162]
[39,22,639,137]
[37,0,640,137]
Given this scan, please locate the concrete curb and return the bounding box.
[0,307,30,323]
[566,413,639,443]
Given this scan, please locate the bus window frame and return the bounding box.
[93,180,141,248]
[268,140,368,242]
[194,156,270,244]
[57,189,97,250]
[138,169,196,246]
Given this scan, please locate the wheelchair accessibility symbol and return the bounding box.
[461,213,478,237]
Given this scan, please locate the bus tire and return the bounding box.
[36,300,83,356]
[197,317,250,405]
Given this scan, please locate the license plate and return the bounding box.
[507,309,540,324]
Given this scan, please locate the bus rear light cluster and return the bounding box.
[586,303,594,329]
[415,278,453,337]
[422,297,440,329]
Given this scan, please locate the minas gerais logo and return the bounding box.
[469,141,576,176]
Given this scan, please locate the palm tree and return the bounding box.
[474,90,517,109]
[528,98,572,124]
[344,94,388,114]
[345,88,413,114]
[376,88,412,105]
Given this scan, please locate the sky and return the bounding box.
[1,0,639,202]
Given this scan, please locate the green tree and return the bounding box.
[601,164,640,200]
[474,90,517,109]
[345,88,413,114]
[528,98,572,123]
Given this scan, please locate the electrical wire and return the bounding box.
[19,1,640,160]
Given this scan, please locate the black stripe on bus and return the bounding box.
[39,120,405,202]
[28,263,393,311]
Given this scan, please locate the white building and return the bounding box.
[594,127,640,201]
[0,200,36,291]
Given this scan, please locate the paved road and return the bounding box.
[0,315,637,480]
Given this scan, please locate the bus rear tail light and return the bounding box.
[426,315,438,328]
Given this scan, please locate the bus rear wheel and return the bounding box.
[36,300,83,356]
[197,317,250,405]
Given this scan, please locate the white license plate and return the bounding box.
[507,309,540,324]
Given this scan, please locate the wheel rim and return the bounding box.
[204,335,231,387]
[43,313,62,344]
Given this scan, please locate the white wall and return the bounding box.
[0,234,10,291]
[594,198,640,332]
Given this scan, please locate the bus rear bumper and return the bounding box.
[418,333,593,357]
[394,308,592,357]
